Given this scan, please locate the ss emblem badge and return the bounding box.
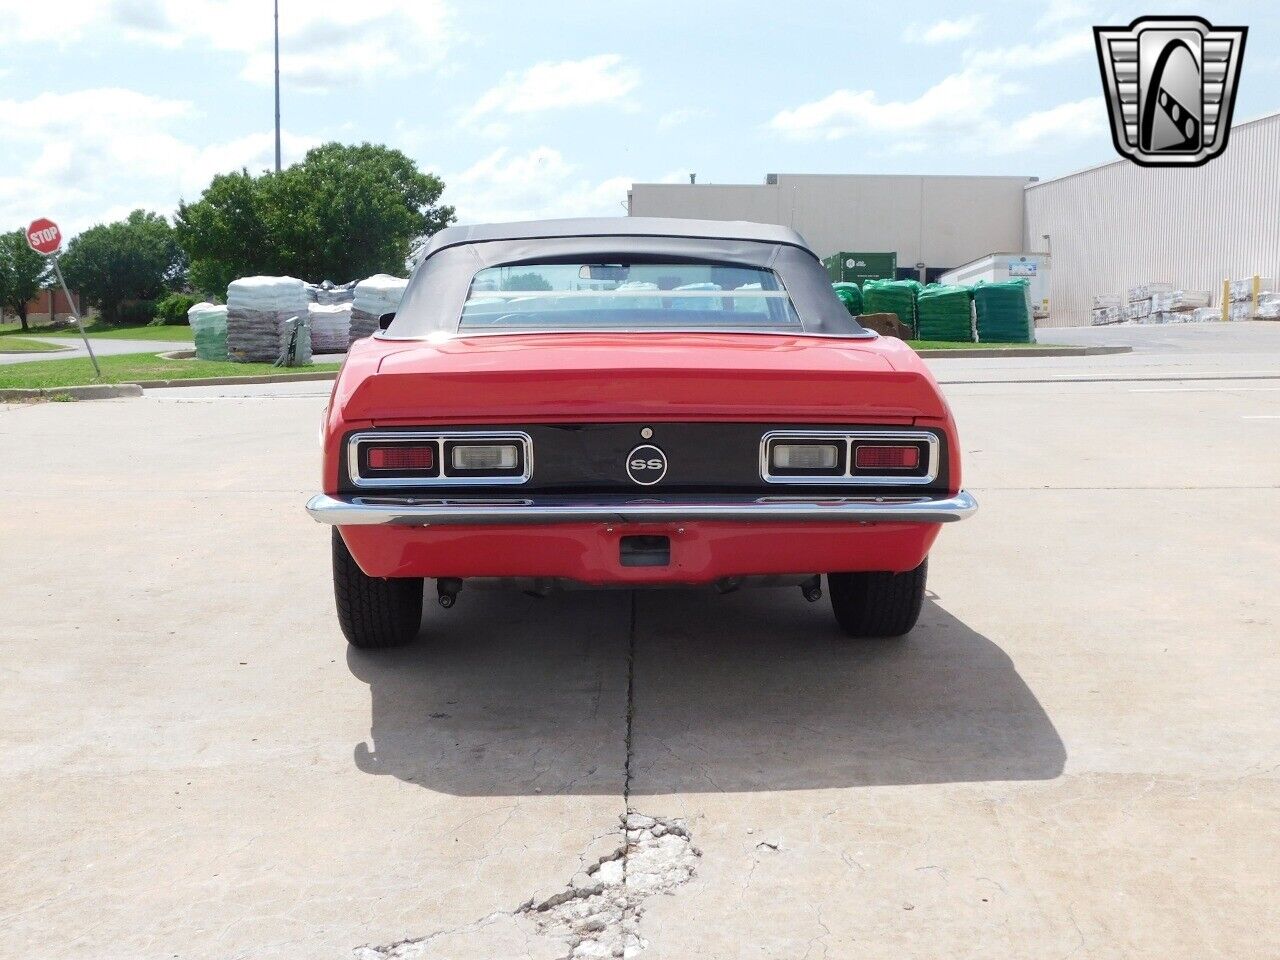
[626,444,668,486]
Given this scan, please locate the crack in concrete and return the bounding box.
[354,814,699,960]
[354,593,700,960]
[623,591,637,809]
[521,814,700,959]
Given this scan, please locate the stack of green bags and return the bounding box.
[974,279,1035,343]
[831,282,863,315]
[187,302,228,361]
[862,279,922,334]
[916,284,974,342]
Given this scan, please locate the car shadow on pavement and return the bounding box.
[348,586,1065,796]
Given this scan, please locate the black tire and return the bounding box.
[827,559,927,639]
[331,529,424,649]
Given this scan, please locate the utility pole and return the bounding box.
[273,0,282,172]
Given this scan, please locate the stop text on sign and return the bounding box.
[26,218,63,255]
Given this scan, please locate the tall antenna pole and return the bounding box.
[273,0,282,172]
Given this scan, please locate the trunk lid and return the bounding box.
[344,332,946,423]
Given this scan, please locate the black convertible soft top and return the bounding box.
[387,217,872,339]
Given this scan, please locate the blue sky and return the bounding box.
[2,0,1276,234]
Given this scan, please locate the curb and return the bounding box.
[915,345,1132,358]
[0,383,144,401]
[158,349,197,360]
[136,371,338,388]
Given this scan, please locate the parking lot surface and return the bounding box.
[2,324,1277,958]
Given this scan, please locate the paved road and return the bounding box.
[3,324,1277,958]
[0,335,191,365]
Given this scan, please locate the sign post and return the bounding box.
[26,218,100,378]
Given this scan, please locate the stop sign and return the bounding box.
[26,218,62,255]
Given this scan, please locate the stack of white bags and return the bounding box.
[1150,289,1211,312]
[308,304,353,352]
[226,276,312,363]
[350,274,409,346]
[305,281,355,353]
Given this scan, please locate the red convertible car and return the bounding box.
[307,219,976,648]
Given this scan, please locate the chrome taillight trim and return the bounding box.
[759,430,940,486]
[348,430,534,488]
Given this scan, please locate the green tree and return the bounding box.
[171,170,269,295]
[0,229,48,329]
[59,210,185,324]
[175,142,455,295]
[501,271,553,291]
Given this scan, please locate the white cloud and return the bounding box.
[987,97,1106,153]
[0,0,455,92]
[464,55,640,124]
[769,69,1005,140]
[965,29,1093,70]
[0,88,317,234]
[657,107,708,130]
[1035,0,1094,31]
[907,16,981,44]
[449,147,630,223]
[768,23,1099,157]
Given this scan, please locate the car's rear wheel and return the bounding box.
[827,559,927,639]
[331,529,424,649]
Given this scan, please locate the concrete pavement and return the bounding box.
[2,323,1277,958]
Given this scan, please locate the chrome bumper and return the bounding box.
[305,491,978,526]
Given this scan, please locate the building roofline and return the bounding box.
[631,173,1038,189]
[1027,108,1280,190]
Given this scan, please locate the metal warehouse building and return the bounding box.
[628,110,1280,326]
[628,174,1035,282]
[1025,111,1280,326]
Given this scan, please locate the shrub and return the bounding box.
[115,299,157,325]
[152,292,200,325]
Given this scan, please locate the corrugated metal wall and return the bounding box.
[629,174,1031,267]
[1025,112,1280,326]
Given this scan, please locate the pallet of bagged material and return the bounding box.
[307,280,357,306]
[1092,306,1123,325]
[1190,307,1221,323]
[974,279,1035,342]
[1092,293,1122,309]
[350,274,409,345]
[861,279,922,334]
[1128,281,1174,302]
[187,302,229,361]
[1229,277,1275,302]
[309,303,352,353]
[916,284,974,342]
[226,276,312,363]
[1150,289,1211,312]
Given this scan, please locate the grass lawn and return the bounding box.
[0,351,340,390]
[0,322,194,342]
[906,339,1044,350]
[0,337,68,354]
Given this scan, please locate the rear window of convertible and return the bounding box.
[458,261,801,332]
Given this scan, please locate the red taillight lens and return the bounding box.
[854,445,920,470]
[367,445,434,470]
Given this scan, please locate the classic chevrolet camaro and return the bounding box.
[307,218,976,648]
